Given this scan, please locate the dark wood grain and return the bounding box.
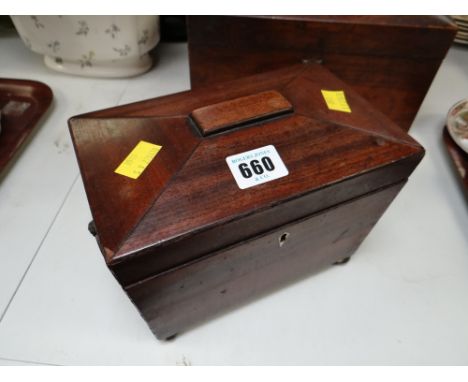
[70,63,423,280]
[113,114,421,285]
[0,79,53,177]
[127,181,405,340]
[191,90,292,135]
[69,117,200,258]
[187,16,457,131]
[69,62,424,339]
[443,127,468,201]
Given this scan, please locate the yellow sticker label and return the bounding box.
[321,90,352,113]
[114,141,162,179]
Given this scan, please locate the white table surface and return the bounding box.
[0,30,468,366]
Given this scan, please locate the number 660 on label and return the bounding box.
[225,145,289,189]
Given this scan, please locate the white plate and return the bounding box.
[454,38,468,45]
[455,30,468,38]
[455,23,468,31]
[452,15,468,22]
[447,99,468,154]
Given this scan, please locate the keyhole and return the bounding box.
[279,232,290,247]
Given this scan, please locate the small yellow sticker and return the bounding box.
[114,141,162,179]
[321,90,352,113]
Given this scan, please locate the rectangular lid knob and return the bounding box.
[190,90,293,136]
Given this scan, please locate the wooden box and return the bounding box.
[187,16,457,131]
[69,63,424,339]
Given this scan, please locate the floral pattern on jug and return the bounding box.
[10,16,160,78]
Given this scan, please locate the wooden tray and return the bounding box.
[443,126,468,200]
[0,78,53,176]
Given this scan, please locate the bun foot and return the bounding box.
[333,256,351,265]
